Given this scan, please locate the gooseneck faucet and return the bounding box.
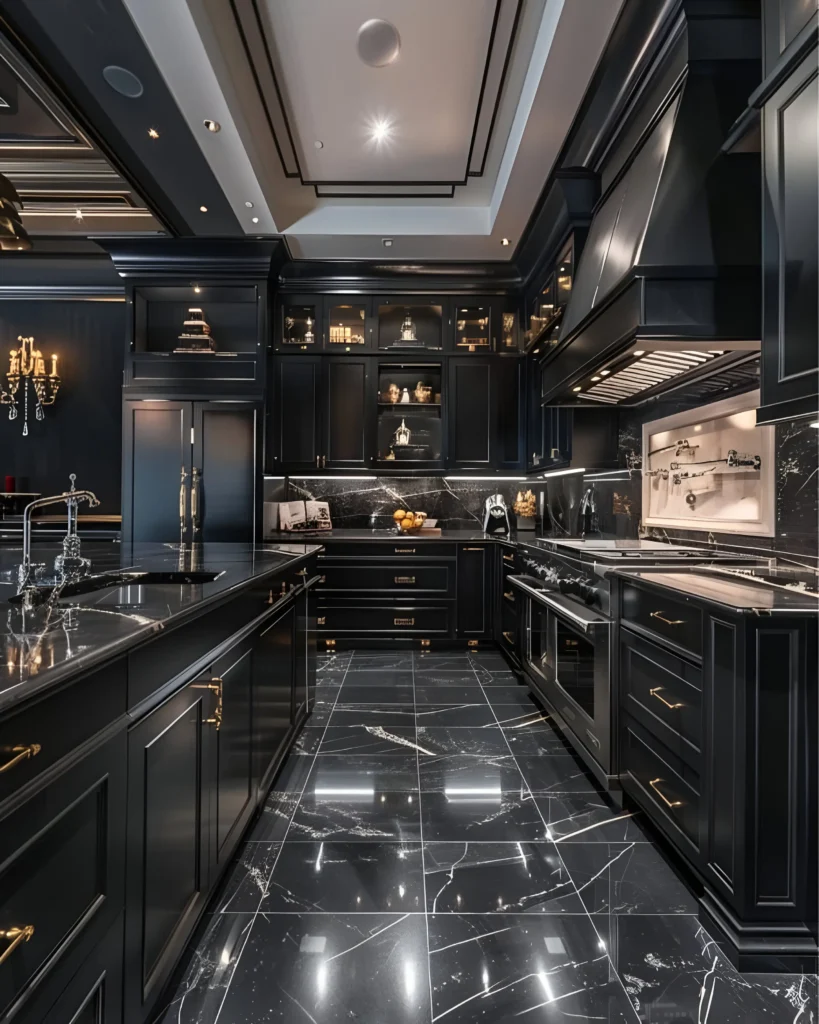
[17,474,100,599]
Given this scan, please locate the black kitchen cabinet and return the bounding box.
[38,916,124,1024]
[253,602,297,797]
[527,391,572,472]
[324,298,374,351]
[456,545,491,638]
[277,294,323,351]
[124,677,214,1024]
[762,0,818,74]
[758,29,818,422]
[447,356,523,469]
[209,640,255,874]
[122,399,259,545]
[270,356,370,471]
[293,584,315,724]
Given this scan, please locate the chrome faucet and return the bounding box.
[17,474,100,601]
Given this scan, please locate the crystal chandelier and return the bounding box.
[1,336,61,436]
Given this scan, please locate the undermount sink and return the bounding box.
[7,570,224,606]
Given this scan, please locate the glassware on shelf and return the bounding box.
[376,362,443,463]
[377,303,442,350]
[400,388,410,403]
[501,311,517,350]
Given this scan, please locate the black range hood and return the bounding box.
[542,3,762,407]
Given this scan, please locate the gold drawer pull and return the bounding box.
[0,744,41,774]
[394,576,416,584]
[296,568,308,577]
[649,778,682,808]
[317,617,326,626]
[394,617,415,626]
[319,575,326,584]
[650,687,683,710]
[463,547,483,551]
[503,591,514,601]
[650,611,684,626]
[192,677,223,731]
[395,547,416,554]
[502,554,514,563]
[0,925,35,966]
[502,631,514,642]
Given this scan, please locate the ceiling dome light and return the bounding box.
[251,216,259,224]
[203,119,221,133]
[148,128,159,139]
[102,65,144,98]
[0,173,32,251]
[501,238,510,246]
[199,205,208,212]
[357,19,401,67]
[314,141,324,149]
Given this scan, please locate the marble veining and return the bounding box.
[159,649,817,1024]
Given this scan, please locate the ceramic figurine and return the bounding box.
[400,387,410,404]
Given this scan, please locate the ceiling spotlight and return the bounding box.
[572,386,582,392]
[314,141,324,149]
[357,19,401,67]
[148,128,159,139]
[382,238,393,248]
[367,116,394,146]
[591,376,600,381]
[203,119,221,133]
[633,350,645,357]
[199,205,208,212]
[810,422,819,428]
[193,285,201,294]
[74,208,83,222]
[501,238,510,246]
[600,369,610,376]
[251,216,259,224]
[245,201,254,208]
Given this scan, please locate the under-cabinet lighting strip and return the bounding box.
[535,467,586,479]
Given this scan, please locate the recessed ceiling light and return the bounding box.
[245,201,254,208]
[591,376,600,381]
[74,209,83,222]
[203,119,221,133]
[357,19,401,67]
[382,238,393,248]
[251,216,259,224]
[501,238,510,246]
[148,128,159,139]
[600,369,610,376]
[193,285,201,294]
[199,205,208,212]
[633,350,645,357]
[102,65,143,98]
[367,116,394,146]
[314,141,324,149]
[572,386,582,392]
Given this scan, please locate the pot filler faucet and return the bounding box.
[17,473,100,598]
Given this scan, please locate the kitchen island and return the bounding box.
[0,540,321,1024]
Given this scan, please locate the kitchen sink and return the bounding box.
[7,569,224,606]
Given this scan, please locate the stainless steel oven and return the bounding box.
[510,575,612,776]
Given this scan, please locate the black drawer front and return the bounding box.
[621,628,702,766]
[622,716,701,857]
[317,603,451,635]
[319,563,453,595]
[0,731,127,1021]
[318,542,456,560]
[0,659,127,807]
[621,583,702,657]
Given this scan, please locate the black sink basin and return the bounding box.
[8,569,224,606]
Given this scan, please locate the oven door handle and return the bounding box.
[508,576,610,633]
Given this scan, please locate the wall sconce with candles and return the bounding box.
[0,336,61,436]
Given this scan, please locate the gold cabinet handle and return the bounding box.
[650,611,684,626]
[296,568,308,577]
[650,687,683,710]
[395,547,416,554]
[0,744,41,774]
[190,467,201,534]
[503,591,514,601]
[319,575,326,584]
[502,554,514,563]
[394,617,415,626]
[192,677,222,731]
[394,576,416,584]
[317,617,326,626]
[463,547,483,551]
[502,631,514,642]
[649,778,682,808]
[0,925,35,966]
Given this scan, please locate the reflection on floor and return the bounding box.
[157,649,817,1023]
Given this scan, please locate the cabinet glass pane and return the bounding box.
[377,363,442,462]
[500,309,519,351]
[455,305,491,352]
[556,242,574,309]
[327,303,367,348]
[378,303,442,350]
[282,304,319,347]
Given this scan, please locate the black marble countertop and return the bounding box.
[0,541,322,715]
[614,567,819,613]
[265,528,513,542]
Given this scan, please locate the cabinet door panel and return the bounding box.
[323,357,370,468]
[253,604,295,794]
[194,403,257,542]
[448,359,491,466]
[457,545,489,637]
[122,400,191,544]
[494,358,523,469]
[271,357,322,470]
[212,644,255,866]
[126,681,211,1023]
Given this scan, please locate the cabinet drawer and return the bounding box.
[621,583,702,657]
[318,542,456,560]
[319,562,453,595]
[0,731,127,1021]
[0,659,127,807]
[317,603,451,635]
[621,716,701,858]
[621,628,702,767]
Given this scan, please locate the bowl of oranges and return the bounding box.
[393,509,428,533]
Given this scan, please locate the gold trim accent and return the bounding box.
[463,547,483,551]
[467,640,479,648]
[650,611,685,626]
[0,744,41,774]
[317,617,326,626]
[650,687,683,710]
[502,554,514,563]
[0,926,35,966]
[420,639,431,648]
[503,591,514,602]
[325,639,336,648]
[649,778,682,808]
[192,678,223,731]
[502,631,514,643]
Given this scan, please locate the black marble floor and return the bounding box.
[157,649,817,1023]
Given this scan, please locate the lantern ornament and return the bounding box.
[1,336,61,436]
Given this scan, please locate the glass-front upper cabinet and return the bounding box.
[324,300,371,350]
[377,298,443,351]
[375,361,443,467]
[525,237,575,352]
[454,304,492,352]
[279,296,322,350]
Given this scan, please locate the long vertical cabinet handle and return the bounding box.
[179,467,188,535]
[191,467,201,536]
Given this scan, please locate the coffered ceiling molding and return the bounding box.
[231,0,522,198]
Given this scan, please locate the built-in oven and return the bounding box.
[509,575,612,780]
